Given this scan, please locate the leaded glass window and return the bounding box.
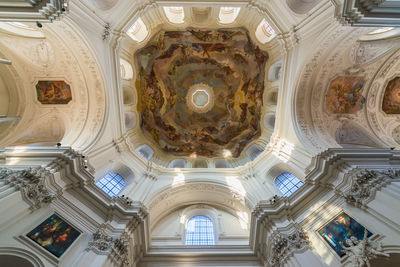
[185,215,215,245]
[275,172,303,197]
[96,172,125,197]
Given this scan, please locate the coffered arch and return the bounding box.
[0,21,106,151]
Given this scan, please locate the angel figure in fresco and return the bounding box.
[339,229,389,267]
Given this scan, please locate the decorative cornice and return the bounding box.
[343,169,400,208]
[341,0,400,26]
[0,0,69,22]
[0,167,57,210]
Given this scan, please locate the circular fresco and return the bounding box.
[135,28,268,157]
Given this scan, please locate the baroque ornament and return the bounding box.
[110,233,130,267]
[344,169,400,208]
[0,167,56,210]
[87,225,114,254]
[268,228,309,267]
[339,229,389,267]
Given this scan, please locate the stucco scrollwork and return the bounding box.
[268,228,309,267]
[343,169,400,208]
[0,167,56,210]
[87,224,114,254]
[110,232,131,267]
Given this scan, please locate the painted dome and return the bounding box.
[135,28,268,157]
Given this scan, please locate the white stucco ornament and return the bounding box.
[186,83,215,113]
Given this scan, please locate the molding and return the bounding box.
[0,167,57,210]
[0,0,68,22]
[343,169,400,208]
[341,0,400,26]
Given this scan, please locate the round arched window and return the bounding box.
[275,172,303,197]
[96,172,125,197]
[185,215,215,245]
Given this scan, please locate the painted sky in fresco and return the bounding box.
[135,28,268,158]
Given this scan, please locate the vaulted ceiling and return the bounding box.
[136,28,268,158]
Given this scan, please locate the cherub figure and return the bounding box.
[339,229,389,267]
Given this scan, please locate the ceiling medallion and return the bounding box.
[186,83,215,113]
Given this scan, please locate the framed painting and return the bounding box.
[325,76,365,114]
[36,80,72,104]
[26,213,81,258]
[319,212,372,257]
[382,76,400,114]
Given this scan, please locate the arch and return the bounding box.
[286,0,321,15]
[359,27,400,41]
[169,159,185,168]
[0,255,33,267]
[122,86,136,105]
[192,159,208,168]
[215,159,232,168]
[163,7,185,24]
[275,172,304,197]
[265,89,278,106]
[255,19,276,44]
[185,215,216,245]
[127,18,148,42]
[370,253,400,266]
[120,58,133,80]
[218,7,240,24]
[268,61,282,81]
[136,144,154,160]
[0,51,24,147]
[246,144,264,161]
[124,112,136,130]
[89,0,119,10]
[0,247,44,267]
[264,113,276,131]
[96,172,126,197]
[146,182,255,229]
[11,114,65,146]
[335,120,382,148]
[191,7,212,24]
[94,162,135,191]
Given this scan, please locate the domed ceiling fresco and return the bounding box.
[135,28,268,158]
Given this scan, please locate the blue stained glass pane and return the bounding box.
[185,216,215,245]
[96,172,125,197]
[275,172,304,197]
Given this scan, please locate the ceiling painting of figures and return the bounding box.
[36,80,72,104]
[325,76,365,114]
[382,76,400,114]
[135,28,268,158]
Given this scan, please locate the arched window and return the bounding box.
[185,215,215,245]
[96,172,125,197]
[136,144,154,160]
[275,172,303,196]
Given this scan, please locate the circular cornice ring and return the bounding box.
[185,83,215,113]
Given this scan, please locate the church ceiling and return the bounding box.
[135,28,268,158]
